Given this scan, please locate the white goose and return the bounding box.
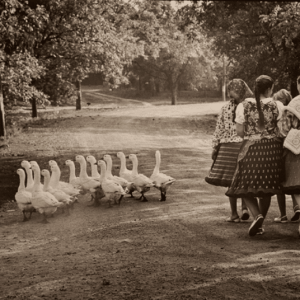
[86,155,101,179]
[30,163,63,223]
[20,160,34,192]
[97,160,127,206]
[150,150,176,201]
[128,154,155,202]
[117,152,133,181]
[41,168,73,215]
[103,154,135,195]
[65,159,82,188]
[75,155,102,205]
[15,169,35,222]
[48,160,81,198]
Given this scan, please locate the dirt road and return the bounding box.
[0,101,300,300]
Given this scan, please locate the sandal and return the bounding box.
[241,209,250,221]
[249,214,264,236]
[256,228,265,235]
[226,216,240,223]
[291,206,300,222]
[274,216,288,223]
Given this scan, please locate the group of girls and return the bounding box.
[206,75,300,237]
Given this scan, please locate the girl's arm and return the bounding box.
[212,107,225,151]
[236,123,245,138]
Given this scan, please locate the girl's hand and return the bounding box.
[212,149,218,160]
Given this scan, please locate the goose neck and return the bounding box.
[106,158,113,177]
[131,158,138,176]
[43,174,51,191]
[68,163,76,181]
[119,155,127,172]
[49,170,59,188]
[25,166,34,186]
[33,168,42,192]
[99,163,107,181]
[18,173,26,191]
[79,160,88,178]
[154,152,161,174]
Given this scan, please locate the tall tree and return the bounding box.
[181,1,300,94]
[27,0,144,108]
[0,0,49,133]
[130,0,219,104]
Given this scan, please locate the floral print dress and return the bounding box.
[226,98,284,198]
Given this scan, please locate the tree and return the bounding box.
[181,1,300,94]
[129,0,219,105]
[0,0,49,134]
[26,0,144,109]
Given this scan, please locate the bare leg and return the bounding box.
[276,194,286,217]
[228,197,239,220]
[241,198,248,211]
[243,196,264,236]
[292,194,300,222]
[241,198,250,220]
[258,196,271,218]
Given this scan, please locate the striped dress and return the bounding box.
[205,100,243,187]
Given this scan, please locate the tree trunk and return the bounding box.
[31,97,37,118]
[170,81,178,105]
[76,80,82,110]
[150,77,155,96]
[155,82,160,94]
[0,76,6,137]
[138,76,142,91]
[222,55,226,101]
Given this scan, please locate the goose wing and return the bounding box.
[150,173,175,187]
[132,174,154,188]
[15,191,32,204]
[102,180,125,195]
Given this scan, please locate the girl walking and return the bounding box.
[278,93,300,235]
[205,79,252,222]
[226,75,284,236]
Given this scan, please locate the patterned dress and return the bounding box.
[226,99,284,198]
[278,97,300,194]
[205,100,243,187]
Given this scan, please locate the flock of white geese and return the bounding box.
[15,150,176,223]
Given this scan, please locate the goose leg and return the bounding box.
[129,192,135,198]
[28,211,33,220]
[40,213,49,224]
[22,211,29,222]
[65,206,71,216]
[140,193,148,202]
[118,195,124,205]
[159,191,166,202]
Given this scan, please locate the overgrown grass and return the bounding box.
[82,85,223,106]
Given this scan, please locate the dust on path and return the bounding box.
[1,101,299,300]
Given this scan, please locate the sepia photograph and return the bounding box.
[0,0,300,299]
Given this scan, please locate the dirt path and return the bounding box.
[0,102,300,300]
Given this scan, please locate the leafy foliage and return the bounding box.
[180,1,300,93]
[128,0,220,104]
[0,0,49,106]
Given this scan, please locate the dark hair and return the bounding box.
[297,76,300,85]
[254,75,274,131]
